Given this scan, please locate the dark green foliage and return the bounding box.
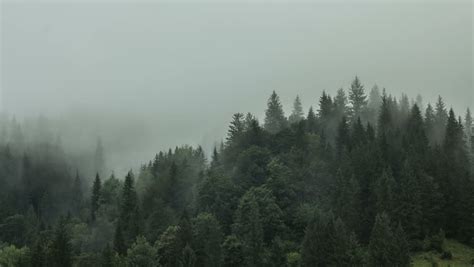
[101,244,114,267]
[289,95,304,124]
[192,213,223,267]
[0,85,473,267]
[91,173,101,221]
[264,91,287,134]
[368,213,409,267]
[222,235,244,267]
[301,211,362,267]
[349,76,367,121]
[49,217,72,267]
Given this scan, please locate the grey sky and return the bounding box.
[1,0,473,173]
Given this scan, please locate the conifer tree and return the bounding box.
[227,113,245,145]
[49,217,72,267]
[306,107,318,133]
[289,95,304,124]
[119,171,140,246]
[318,91,334,125]
[334,88,348,119]
[336,116,350,157]
[374,169,396,217]
[94,138,106,176]
[91,173,102,221]
[368,213,397,267]
[114,223,126,256]
[349,76,367,121]
[71,170,83,214]
[393,223,410,267]
[264,91,287,134]
[233,196,264,267]
[433,96,448,144]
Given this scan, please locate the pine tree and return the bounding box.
[465,108,473,158]
[94,138,106,176]
[264,91,287,134]
[433,96,448,144]
[336,116,350,157]
[227,113,245,145]
[49,217,72,267]
[233,196,264,267]
[306,107,318,133]
[114,223,126,255]
[126,236,157,267]
[334,88,348,119]
[349,76,367,121]
[393,223,410,267]
[374,169,396,217]
[332,169,361,234]
[403,104,429,167]
[351,117,367,147]
[192,212,223,267]
[289,95,304,124]
[71,170,83,214]
[368,213,397,267]
[394,161,423,240]
[91,173,102,221]
[119,171,140,246]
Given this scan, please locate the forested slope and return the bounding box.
[0,77,473,266]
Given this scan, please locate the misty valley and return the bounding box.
[0,77,473,266]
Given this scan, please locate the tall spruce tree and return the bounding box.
[91,173,102,221]
[264,91,287,134]
[349,76,367,121]
[119,171,140,247]
[49,217,72,267]
[306,107,318,133]
[289,95,304,124]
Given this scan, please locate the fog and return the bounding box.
[1,0,472,174]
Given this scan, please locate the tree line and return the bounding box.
[0,77,473,266]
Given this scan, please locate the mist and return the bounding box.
[1,0,472,174]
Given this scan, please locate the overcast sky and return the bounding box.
[1,0,472,172]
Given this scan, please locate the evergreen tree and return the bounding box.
[288,95,304,124]
[91,173,102,221]
[192,213,223,267]
[119,171,140,247]
[71,170,83,215]
[334,88,348,119]
[349,76,367,121]
[336,116,350,157]
[367,85,382,124]
[306,107,318,133]
[425,103,436,143]
[222,235,244,267]
[433,96,448,144]
[95,138,106,176]
[374,169,396,217]
[332,169,361,235]
[49,217,72,267]
[232,196,264,267]
[114,223,126,255]
[226,113,245,145]
[126,236,157,267]
[264,91,287,134]
[318,91,334,126]
[393,223,410,267]
[368,213,398,267]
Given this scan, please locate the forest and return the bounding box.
[0,77,473,266]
